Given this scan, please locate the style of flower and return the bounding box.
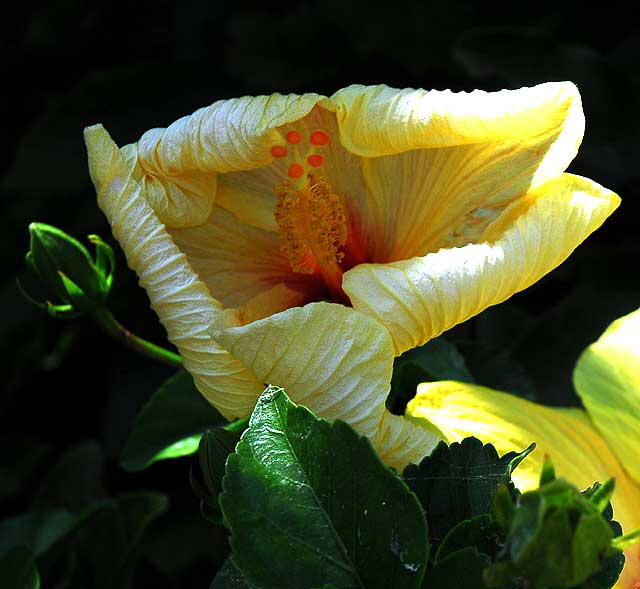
[85,82,618,469]
[408,308,640,588]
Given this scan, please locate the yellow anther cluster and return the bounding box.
[274,176,348,275]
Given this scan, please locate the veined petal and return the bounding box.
[210,302,392,441]
[574,308,640,486]
[406,382,640,548]
[371,411,441,471]
[134,94,331,228]
[168,205,316,309]
[213,104,368,242]
[84,124,264,419]
[332,83,583,171]
[344,174,620,354]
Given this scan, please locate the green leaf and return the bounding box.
[486,478,618,588]
[0,510,77,556]
[0,547,40,589]
[191,429,241,524]
[64,491,169,589]
[423,547,490,589]
[403,437,534,546]
[210,558,256,588]
[120,370,227,471]
[388,335,474,413]
[220,386,428,589]
[435,515,503,563]
[31,440,105,512]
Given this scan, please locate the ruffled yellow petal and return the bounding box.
[210,302,391,434]
[133,93,330,228]
[331,83,583,175]
[209,301,440,466]
[344,174,620,354]
[84,124,263,419]
[407,381,640,589]
[333,82,586,262]
[574,308,640,486]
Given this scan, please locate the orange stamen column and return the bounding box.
[271,127,349,302]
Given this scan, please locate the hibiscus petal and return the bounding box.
[574,308,640,486]
[343,174,620,354]
[84,124,264,419]
[210,301,440,466]
[210,302,391,434]
[406,381,640,545]
[133,94,331,228]
[336,82,586,263]
[213,103,369,247]
[168,205,316,309]
[332,83,583,173]
[371,411,441,471]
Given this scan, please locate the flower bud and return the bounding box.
[23,223,115,318]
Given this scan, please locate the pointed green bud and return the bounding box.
[23,223,115,317]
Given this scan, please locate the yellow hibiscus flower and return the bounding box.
[407,308,640,587]
[84,82,618,470]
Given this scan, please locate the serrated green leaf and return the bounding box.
[220,386,428,589]
[403,437,533,546]
[120,370,226,471]
[0,547,40,589]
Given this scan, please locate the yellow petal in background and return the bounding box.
[344,174,620,354]
[406,381,640,539]
[407,380,640,588]
[84,125,264,419]
[574,308,640,486]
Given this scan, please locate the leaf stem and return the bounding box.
[92,306,182,368]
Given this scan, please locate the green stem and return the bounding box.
[92,306,182,369]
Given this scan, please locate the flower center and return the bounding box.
[271,128,348,300]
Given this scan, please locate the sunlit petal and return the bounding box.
[210,302,391,435]
[134,93,330,227]
[84,124,263,418]
[406,381,640,546]
[332,83,583,170]
[208,302,438,466]
[344,174,620,354]
[574,308,640,486]
[408,381,640,588]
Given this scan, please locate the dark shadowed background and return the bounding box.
[1,2,639,587]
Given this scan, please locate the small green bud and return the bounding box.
[22,223,115,318]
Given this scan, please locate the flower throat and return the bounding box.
[270,127,351,301]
